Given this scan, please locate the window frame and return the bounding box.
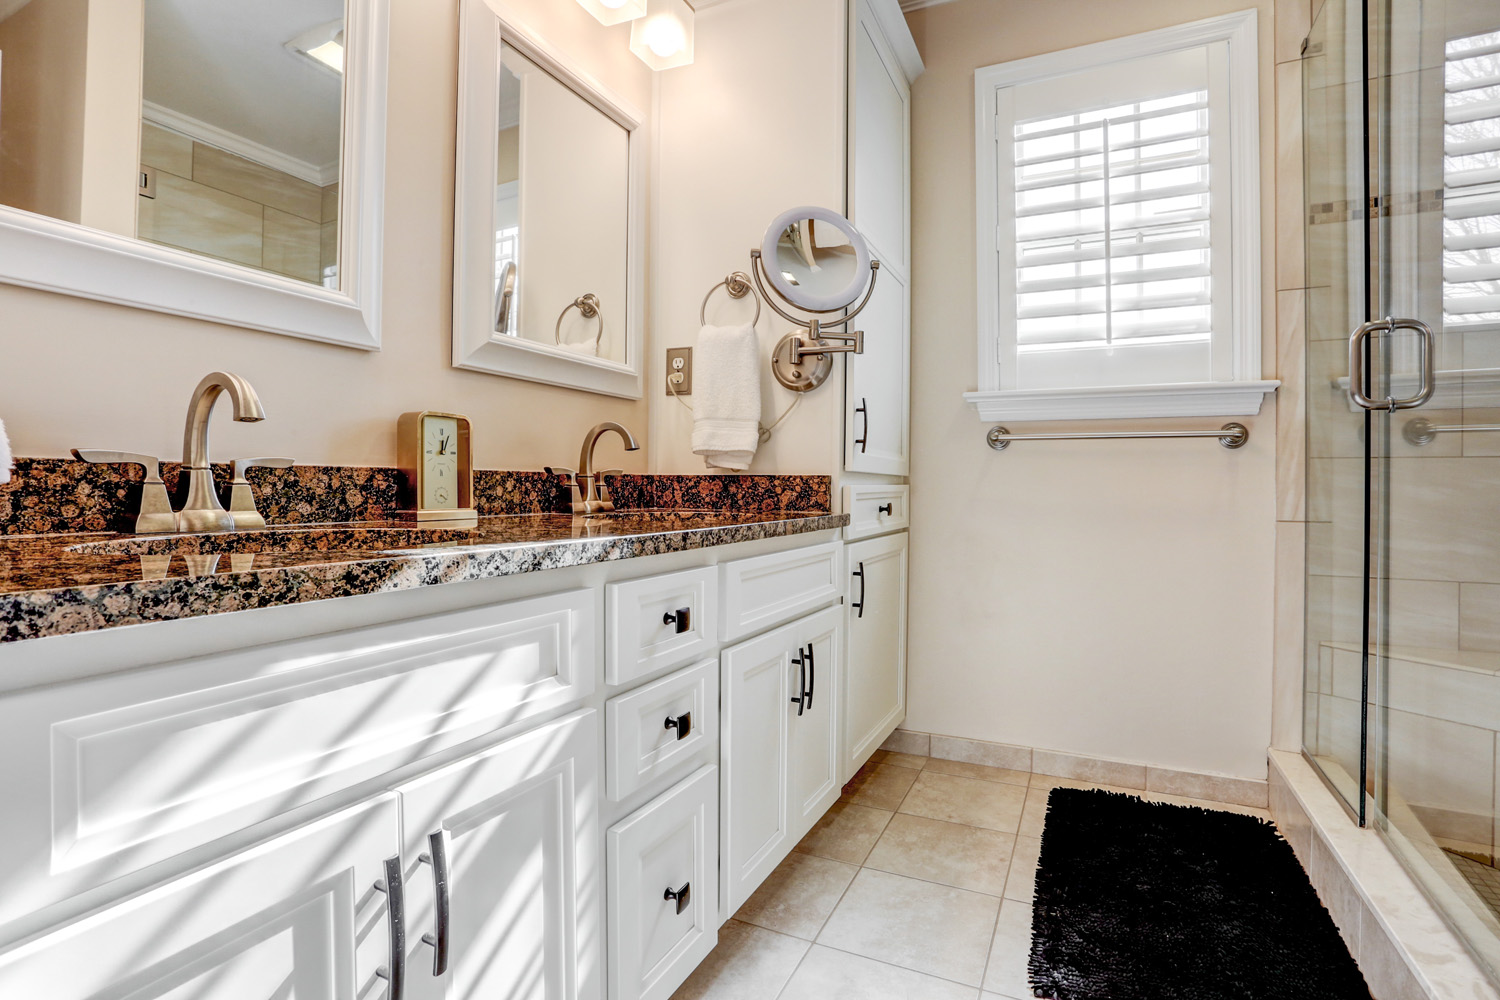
[967,9,1277,421]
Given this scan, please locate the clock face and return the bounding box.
[421,415,462,510]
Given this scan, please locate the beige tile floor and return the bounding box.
[672,750,1273,1000]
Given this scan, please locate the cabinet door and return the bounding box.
[843,533,909,781]
[0,797,401,999]
[846,0,912,476]
[720,626,793,916]
[851,0,910,273]
[844,264,910,475]
[398,710,601,1000]
[788,606,845,837]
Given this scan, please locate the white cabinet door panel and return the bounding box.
[0,588,595,941]
[852,2,910,273]
[844,264,910,476]
[398,709,601,1000]
[720,629,793,916]
[0,797,401,1000]
[606,660,718,801]
[844,533,909,781]
[607,766,718,1000]
[788,607,844,835]
[606,567,717,686]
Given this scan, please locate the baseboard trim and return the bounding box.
[880,728,1269,809]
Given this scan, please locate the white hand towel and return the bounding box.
[692,323,762,471]
[0,418,10,484]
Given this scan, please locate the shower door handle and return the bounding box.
[1348,317,1436,411]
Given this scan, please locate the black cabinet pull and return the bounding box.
[662,607,691,633]
[851,562,865,619]
[805,643,815,710]
[790,649,807,716]
[664,882,692,915]
[664,712,692,740]
[878,503,892,515]
[854,398,868,453]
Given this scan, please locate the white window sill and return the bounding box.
[963,380,1281,422]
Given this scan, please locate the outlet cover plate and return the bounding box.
[666,347,693,395]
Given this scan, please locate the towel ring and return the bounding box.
[555,293,603,351]
[700,271,761,327]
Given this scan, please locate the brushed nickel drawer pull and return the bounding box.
[418,830,452,977]
[373,855,407,999]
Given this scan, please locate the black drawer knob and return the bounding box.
[664,712,692,740]
[662,608,691,633]
[664,882,691,915]
[877,503,892,515]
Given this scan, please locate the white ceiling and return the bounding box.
[142,0,344,171]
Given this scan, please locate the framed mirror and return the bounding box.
[451,0,645,398]
[0,0,388,349]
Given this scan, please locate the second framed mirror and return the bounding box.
[451,0,645,398]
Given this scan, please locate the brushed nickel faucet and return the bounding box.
[75,371,285,534]
[179,372,266,531]
[547,421,639,514]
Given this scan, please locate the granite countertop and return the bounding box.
[0,509,848,644]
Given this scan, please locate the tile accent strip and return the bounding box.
[883,729,1270,809]
[0,459,831,534]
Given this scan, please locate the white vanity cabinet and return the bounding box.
[0,527,853,1000]
[843,530,909,781]
[0,796,403,998]
[720,605,844,916]
[844,0,922,476]
[398,710,601,1000]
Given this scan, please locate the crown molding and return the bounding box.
[142,102,340,188]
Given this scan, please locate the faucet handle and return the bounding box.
[71,449,178,534]
[545,467,592,514]
[230,457,294,484]
[227,457,292,530]
[592,470,623,513]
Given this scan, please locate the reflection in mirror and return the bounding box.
[773,219,858,301]
[497,41,629,363]
[495,56,521,335]
[0,0,344,288]
[138,0,345,287]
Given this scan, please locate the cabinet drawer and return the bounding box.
[607,567,718,685]
[720,541,842,642]
[607,660,718,801]
[843,485,910,540]
[0,587,596,940]
[608,766,719,1000]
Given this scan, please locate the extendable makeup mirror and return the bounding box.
[749,205,880,392]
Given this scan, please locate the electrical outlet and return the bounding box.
[666,347,693,395]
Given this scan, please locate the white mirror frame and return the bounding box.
[452,0,646,399]
[760,205,873,314]
[0,0,389,351]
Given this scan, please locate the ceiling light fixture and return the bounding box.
[576,0,647,26]
[629,0,694,70]
[287,19,345,75]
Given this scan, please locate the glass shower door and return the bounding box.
[1303,0,1376,821]
[1365,0,1500,976]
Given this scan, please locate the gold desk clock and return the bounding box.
[397,411,477,522]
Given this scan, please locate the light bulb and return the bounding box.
[644,18,685,57]
[600,0,628,7]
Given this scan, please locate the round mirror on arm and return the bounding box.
[750,206,880,392]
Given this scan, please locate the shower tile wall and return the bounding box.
[136,122,338,284]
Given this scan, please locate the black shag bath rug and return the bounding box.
[1028,788,1370,1000]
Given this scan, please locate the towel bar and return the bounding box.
[986,423,1249,451]
[1403,418,1500,446]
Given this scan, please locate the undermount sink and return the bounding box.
[65,525,481,557]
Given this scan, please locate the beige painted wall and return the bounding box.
[903,0,1279,779]
[0,0,88,223]
[0,0,653,473]
[648,0,848,475]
